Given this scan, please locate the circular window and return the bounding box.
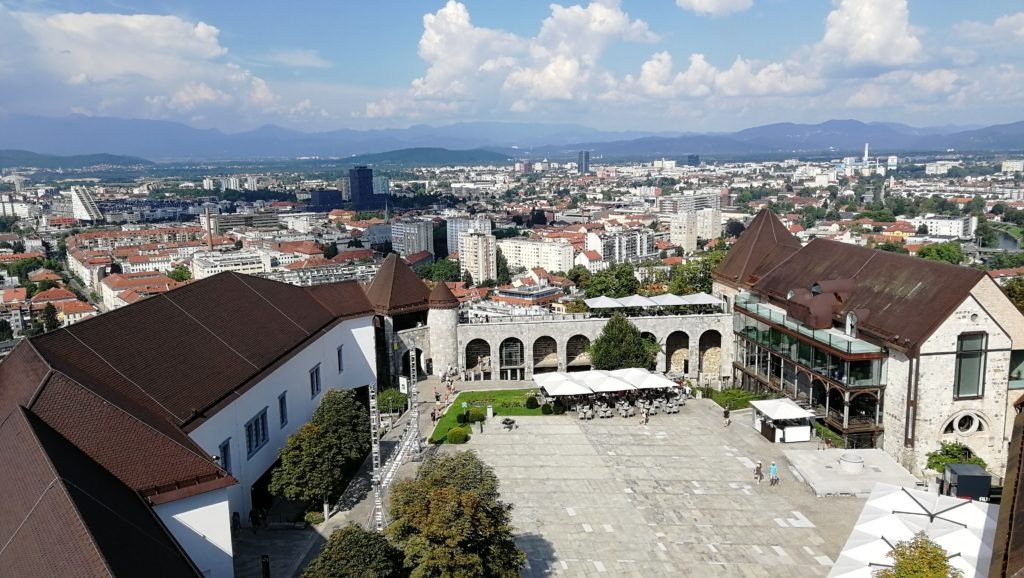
[970,313,979,322]
[957,415,975,433]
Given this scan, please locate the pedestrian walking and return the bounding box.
[433,386,440,402]
[430,408,437,424]
[722,406,731,427]
[754,461,764,484]
[769,461,779,486]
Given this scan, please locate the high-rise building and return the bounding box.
[496,238,573,273]
[577,151,590,174]
[350,166,377,210]
[446,217,492,255]
[459,230,497,284]
[686,154,700,166]
[373,176,391,197]
[656,191,721,214]
[309,190,343,212]
[585,229,657,264]
[670,208,722,252]
[69,187,103,222]
[391,219,433,257]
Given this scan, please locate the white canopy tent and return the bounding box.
[828,483,998,578]
[583,293,725,311]
[648,294,689,306]
[683,292,725,306]
[583,296,622,309]
[616,294,658,308]
[749,398,816,443]
[535,369,680,395]
[542,380,594,396]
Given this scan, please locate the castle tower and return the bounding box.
[427,281,460,376]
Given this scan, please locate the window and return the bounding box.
[310,364,322,398]
[337,345,344,373]
[278,392,288,428]
[218,439,231,475]
[954,333,986,398]
[245,408,269,459]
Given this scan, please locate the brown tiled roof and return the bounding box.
[363,253,430,315]
[428,280,459,309]
[751,238,985,353]
[0,408,201,577]
[714,209,802,289]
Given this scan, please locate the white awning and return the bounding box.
[648,294,689,306]
[535,369,677,395]
[749,398,816,420]
[682,292,724,306]
[616,294,658,308]
[542,380,593,396]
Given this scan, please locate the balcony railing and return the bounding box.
[735,293,881,355]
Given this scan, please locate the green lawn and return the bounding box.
[430,388,545,443]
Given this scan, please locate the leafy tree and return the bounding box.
[584,264,639,298]
[495,247,511,285]
[725,220,746,238]
[42,303,59,332]
[566,264,591,288]
[589,313,658,370]
[916,224,929,235]
[875,531,963,578]
[323,242,339,259]
[270,389,370,518]
[667,250,727,295]
[992,203,1007,215]
[387,452,524,578]
[462,269,474,287]
[378,388,408,414]
[233,239,243,250]
[564,298,589,313]
[925,441,986,472]
[530,208,547,226]
[1003,277,1024,314]
[167,265,192,282]
[6,257,44,284]
[417,259,460,283]
[347,238,364,248]
[303,524,405,578]
[917,242,963,265]
[0,319,12,341]
[876,241,909,254]
[11,240,25,253]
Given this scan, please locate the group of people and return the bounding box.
[430,366,461,425]
[752,460,781,486]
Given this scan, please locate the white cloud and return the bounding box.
[817,0,922,67]
[674,0,753,18]
[957,12,1024,43]
[262,49,333,69]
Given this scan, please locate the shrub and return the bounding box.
[455,412,468,424]
[525,396,540,410]
[378,388,408,412]
[540,403,553,415]
[552,400,566,415]
[446,427,470,444]
[305,511,326,526]
[467,407,486,423]
[926,441,987,472]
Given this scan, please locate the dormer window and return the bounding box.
[845,311,858,338]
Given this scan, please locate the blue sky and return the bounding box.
[1,1,1023,132]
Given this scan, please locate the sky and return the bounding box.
[1,0,1023,133]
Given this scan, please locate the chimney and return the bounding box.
[204,207,214,251]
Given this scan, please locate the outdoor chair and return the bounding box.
[501,418,517,431]
[578,410,586,420]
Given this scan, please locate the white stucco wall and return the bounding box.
[154,488,233,578]
[187,316,376,520]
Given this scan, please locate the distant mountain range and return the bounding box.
[0,149,153,169]
[0,114,1022,162]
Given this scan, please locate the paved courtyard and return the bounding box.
[461,399,866,577]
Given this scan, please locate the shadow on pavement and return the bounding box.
[516,532,558,577]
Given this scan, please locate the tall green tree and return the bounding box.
[388,452,524,578]
[461,269,474,287]
[270,389,370,518]
[588,313,658,370]
[42,303,60,332]
[418,259,460,282]
[495,247,511,285]
[566,264,591,288]
[917,242,964,265]
[1004,277,1024,314]
[303,524,405,578]
[584,264,639,298]
[323,242,339,259]
[875,531,963,578]
[0,319,13,341]
[167,265,192,282]
[667,250,727,295]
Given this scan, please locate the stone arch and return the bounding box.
[640,331,657,344]
[533,336,559,374]
[499,337,525,380]
[566,334,591,372]
[827,388,845,418]
[465,339,491,379]
[698,330,722,375]
[401,348,426,380]
[941,411,990,437]
[666,331,689,375]
[848,391,879,425]
[811,379,828,410]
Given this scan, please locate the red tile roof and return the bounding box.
[31,287,78,303]
[363,253,430,315]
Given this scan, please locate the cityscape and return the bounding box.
[2,1,1024,578]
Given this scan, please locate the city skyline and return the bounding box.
[1,1,1023,133]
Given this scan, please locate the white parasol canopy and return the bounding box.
[828,483,998,578]
[682,292,724,306]
[583,296,622,309]
[648,293,689,306]
[616,294,658,308]
[749,398,816,421]
[542,380,594,396]
[534,369,677,394]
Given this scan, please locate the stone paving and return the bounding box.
[462,401,866,578]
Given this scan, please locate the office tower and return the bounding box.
[350,166,377,210]
[687,154,700,166]
[459,230,497,283]
[578,151,590,174]
[670,208,722,252]
[373,176,390,197]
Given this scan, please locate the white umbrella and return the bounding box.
[584,296,622,309]
[609,368,651,384]
[648,293,688,306]
[586,374,636,393]
[636,373,678,390]
[542,380,594,396]
[683,292,724,305]
[617,294,658,308]
[532,373,566,387]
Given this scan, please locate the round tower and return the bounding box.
[427,281,460,377]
